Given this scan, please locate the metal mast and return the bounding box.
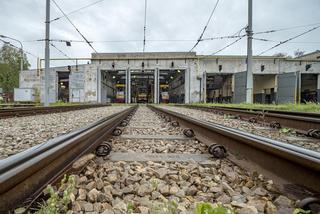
[246,0,253,103]
[44,0,50,106]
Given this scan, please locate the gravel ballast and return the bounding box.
[158,106,320,152]
[64,106,296,214]
[0,106,129,159]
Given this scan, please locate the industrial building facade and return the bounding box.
[19,51,320,104]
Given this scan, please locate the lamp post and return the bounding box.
[0,35,24,73]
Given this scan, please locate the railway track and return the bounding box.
[0,105,319,213]
[176,105,320,139]
[0,104,111,119]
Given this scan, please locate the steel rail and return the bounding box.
[0,106,136,212]
[150,105,320,197]
[177,105,320,134]
[0,104,111,119]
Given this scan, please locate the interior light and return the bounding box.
[112,76,116,79]
[177,70,181,73]
[170,76,173,79]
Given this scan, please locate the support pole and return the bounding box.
[317,74,320,103]
[44,0,50,106]
[246,0,253,103]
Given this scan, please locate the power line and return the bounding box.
[50,43,75,62]
[0,38,38,58]
[189,0,220,52]
[51,0,105,22]
[254,22,320,35]
[258,25,320,55]
[211,35,245,55]
[143,0,147,52]
[253,37,320,44]
[24,38,197,43]
[51,0,98,53]
[201,34,245,41]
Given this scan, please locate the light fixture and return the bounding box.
[112,76,116,79]
[177,70,181,73]
[170,76,173,79]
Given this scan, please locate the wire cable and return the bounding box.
[189,0,220,52]
[0,38,38,58]
[257,25,320,55]
[254,22,320,35]
[201,34,245,41]
[52,0,98,53]
[50,0,105,22]
[211,35,245,55]
[50,43,75,62]
[253,37,320,44]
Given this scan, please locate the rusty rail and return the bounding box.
[150,105,320,198]
[0,104,111,119]
[176,105,320,137]
[0,106,136,212]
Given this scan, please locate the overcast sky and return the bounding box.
[0,0,319,68]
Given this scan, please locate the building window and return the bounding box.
[306,64,312,71]
[261,65,265,72]
[219,65,222,71]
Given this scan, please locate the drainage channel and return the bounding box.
[46,105,301,213]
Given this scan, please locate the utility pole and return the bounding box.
[246,0,253,103]
[44,0,50,106]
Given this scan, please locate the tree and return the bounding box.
[0,44,30,93]
[273,52,292,58]
[294,49,305,57]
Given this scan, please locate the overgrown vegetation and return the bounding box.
[279,127,296,135]
[33,175,75,214]
[196,202,234,214]
[150,200,178,214]
[293,208,311,214]
[182,102,320,113]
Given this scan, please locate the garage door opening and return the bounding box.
[159,69,185,103]
[206,74,232,103]
[253,74,276,104]
[101,70,125,103]
[131,70,154,103]
[57,71,70,102]
[301,74,318,103]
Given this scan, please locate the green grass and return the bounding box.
[179,102,320,113]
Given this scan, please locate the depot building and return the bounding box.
[19,51,320,104]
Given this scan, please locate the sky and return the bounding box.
[0,0,319,68]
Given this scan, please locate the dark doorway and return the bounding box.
[206,73,233,103]
[131,70,154,103]
[58,72,70,102]
[159,69,185,103]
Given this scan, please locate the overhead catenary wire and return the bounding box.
[50,43,75,62]
[254,22,320,35]
[258,25,320,55]
[211,35,246,55]
[51,0,98,53]
[189,0,220,52]
[253,37,320,44]
[0,38,38,58]
[50,0,105,22]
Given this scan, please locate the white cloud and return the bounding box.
[0,0,319,68]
